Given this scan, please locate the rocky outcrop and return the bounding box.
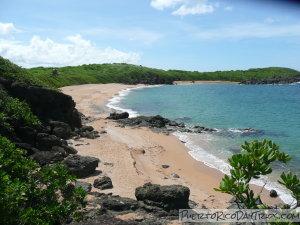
[93,176,113,190]
[241,75,300,85]
[135,183,190,211]
[106,112,129,120]
[0,79,81,128]
[62,154,100,178]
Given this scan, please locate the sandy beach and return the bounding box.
[61,83,282,209]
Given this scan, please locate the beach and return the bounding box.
[61,83,282,208]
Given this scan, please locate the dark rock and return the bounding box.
[63,145,78,154]
[171,173,180,178]
[100,130,107,134]
[49,120,72,139]
[15,142,39,155]
[241,74,300,85]
[80,125,94,132]
[62,154,100,178]
[15,126,36,145]
[93,176,113,190]
[168,121,178,126]
[270,189,278,198]
[1,80,81,128]
[162,165,169,169]
[31,150,65,166]
[96,195,139,211]
[135,183,190,211]
[107,112,129,120]
[103,162,114,167]
[75,181,92,193]
[36,133,62,151]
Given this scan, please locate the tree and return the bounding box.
[215,139,300,223]
[0,137,86,225]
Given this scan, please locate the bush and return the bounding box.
[0,90,40,127]
[0,136,86,225]
[215,139,300,209]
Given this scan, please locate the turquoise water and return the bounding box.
[107,83,300,203]
[113,84,300,177]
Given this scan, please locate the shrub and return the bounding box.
[215,139,300,224]
[0,137,86,225]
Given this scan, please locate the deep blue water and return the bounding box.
[114,84,300,175]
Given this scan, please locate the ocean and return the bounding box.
[107,83,300,204]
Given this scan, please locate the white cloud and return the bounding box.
[150,0,215,16]
[0,22,19,35]
[151,0,182,10]
[0,34,140,68]
[172,2,214,15]
[194,23,300,39]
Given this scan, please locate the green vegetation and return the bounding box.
[0,137,86,225]
[0,90,40,129]
[1,56,299,88]
[28,62,299,88]
[0,56,47,87]
[215,139,299,210]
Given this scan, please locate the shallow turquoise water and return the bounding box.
[115,84,300,175]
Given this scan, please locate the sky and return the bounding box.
[0,0,300,71]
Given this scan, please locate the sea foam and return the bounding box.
[173,131,296,206]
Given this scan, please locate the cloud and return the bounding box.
[150,0,215,15]
[0,22,19,35]
[0,34,140,68]
[194,23,300,39]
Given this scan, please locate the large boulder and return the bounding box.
[107,112,129,120]
[135,183,190,211]
[31,149,66,166]
[62,154,100,178]
[49,121,72,139]
[93,176,113,190]
[36,133,62,151]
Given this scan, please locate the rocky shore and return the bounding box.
[241,74,300,85]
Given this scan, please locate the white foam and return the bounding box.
[173,131,296,206]
[106,85,163,118]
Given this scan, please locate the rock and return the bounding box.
[75,181,92,193]
[80,125,94,132]
[168,121,178,126]
[49,120,72,139]
[95,195,139,211]
[1,80,81,128]
[15,126,36,145]
[162,165,169,169]
[100,130,107,134]
[135,183,190,211]
[15,142,39,155]
[31,150,65,166]
[103,162,114,167]
[63,145,78,154]
[107,112,129,120]
[62,154,100,178]
[171,173,180,178]
[270,189,278,198]
[93,176,113,190]
[36,133,62,151]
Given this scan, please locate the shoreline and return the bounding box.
[173,80,240,85]
[61,83,284,208]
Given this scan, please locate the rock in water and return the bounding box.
[93,176,113,190]
[106,112,129,120]
[135,182,190,210]
[270,189,278,198]
[62,154,100,178]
